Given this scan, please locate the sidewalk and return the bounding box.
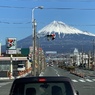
[0,71,31,80]
[70,68,95,78]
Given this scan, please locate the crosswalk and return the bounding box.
[72,78,95,83]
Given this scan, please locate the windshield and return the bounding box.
[11,82,74,95]
[18,64,24,68]
[0,1,95,95]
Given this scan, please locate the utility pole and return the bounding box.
[88,51,91,70]
[82,44,84,68]
[37,37,40,75]
[10,54,13,78]
[32,6,43,76]
[92,39,95,70]
[32,19,37,76]
[93,39,95,64]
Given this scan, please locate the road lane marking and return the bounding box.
[92,79,95,81]
[72,79,78,82]
[57,74,60,76]
[85,79,93,82]
[52,68,60,76]
[79,79,85,82]
[72,79,95,83]
[39,72,44,76]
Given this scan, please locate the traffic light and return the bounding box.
[51,34,55,40]
[46,34,56,41]
[47,35,51,41]
[27,54,32,62]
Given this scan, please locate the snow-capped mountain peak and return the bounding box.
[38,20,95,37]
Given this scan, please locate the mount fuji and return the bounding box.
[18,21,95,53]
[2,20,95,53]
[36,21,95,53]
[38,20,95,38]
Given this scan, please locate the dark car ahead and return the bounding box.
[9,76,79,95]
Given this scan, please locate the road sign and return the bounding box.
[6,38,17,50]
[6,50,17,54]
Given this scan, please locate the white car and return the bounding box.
[17,64,25,71]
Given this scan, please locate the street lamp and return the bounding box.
[32,6,43,76]
[32,6,43,23]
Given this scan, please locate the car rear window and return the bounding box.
[18,64,24,68]
[11,82,74,95]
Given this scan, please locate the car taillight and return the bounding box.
[39,78,46,82]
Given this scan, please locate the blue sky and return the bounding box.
[0,0,95,45]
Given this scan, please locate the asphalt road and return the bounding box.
[40,65,95,95]
[0,65,95,95]
[0,80,13,95]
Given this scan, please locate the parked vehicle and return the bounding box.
[17,64,25,71]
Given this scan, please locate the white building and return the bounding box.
[73,48,80,66]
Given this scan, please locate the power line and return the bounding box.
[1,20,95,27]
[0,21,31,24]
[70,24,95,26]
[0,5,32,9]
[44,8,95,10]
[1,5,95,10]
[1,0,95,2]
